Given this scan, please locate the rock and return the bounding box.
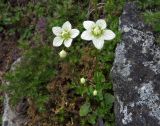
[111,2,160,126]
[2,94,16,126]
[2,58,29,126]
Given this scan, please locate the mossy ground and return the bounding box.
[138,0,160,44]
[0,0,159,126]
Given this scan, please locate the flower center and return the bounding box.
[61,30,71,40]
[92,26,103,37]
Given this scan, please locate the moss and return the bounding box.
[137,0,160,45]
[4,45,58,111]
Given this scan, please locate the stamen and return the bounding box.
[61,30,71,40]
[92,26,103,37]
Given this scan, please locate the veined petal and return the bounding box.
[104,30,116,40]
[71,29,80,38]
[83,21,95,30]
[62,21,72,30]
[64,38,73,47]
[92,38,104,49]
[52,27,62,36]
[53,37,63,47]
[96,19,106,29]
[81,31,93,41]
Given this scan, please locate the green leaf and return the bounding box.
[93,71,105,84]
[0,27,3,32]
[104,93,115,107]
[88,114,96,124]
[79,102,90,116]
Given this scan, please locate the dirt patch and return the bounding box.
[0,34,20,73]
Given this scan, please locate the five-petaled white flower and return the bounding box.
[81,19,115,49]
[52,21,80,48]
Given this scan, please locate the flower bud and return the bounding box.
[59,50,67,58]
[93,90,98,96]
[80,77,86,84]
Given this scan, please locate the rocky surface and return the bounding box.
[111,2,160,126]
[2,58,28,126]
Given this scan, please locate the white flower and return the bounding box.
[80,77,86,84]
[81,19,115,49]
[52,21,80,48]
[93,90,98,96]
[59,50,67,58]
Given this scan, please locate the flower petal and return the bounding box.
[92,38,104,49]
[52,27,62,36]
[104,30,116,40]
[64,39,73,47]
[71,29,80,38]
[81,31,93,41]
[62,21,72,30]
[53,37,63,47]
[83,21,95,30]
[96,19,106,29]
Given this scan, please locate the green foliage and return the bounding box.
[94,71,105,84]
[71,71,115,125]
[143,11,160,32]
[55,108,65,123]
[0,1,31,37]
[1,0,125,125]
[69,0,125,125]
[4,45,58,111]
[0,2,21,25]
[138,0,160,45]
[1,0,159,125]
[79,102,91,117]
[137,0,160,8]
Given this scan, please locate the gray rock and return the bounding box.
[2,57,28,126]
[111,2,160,126]
[2,94,16,126]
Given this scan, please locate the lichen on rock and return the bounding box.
[111,2,160,126]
